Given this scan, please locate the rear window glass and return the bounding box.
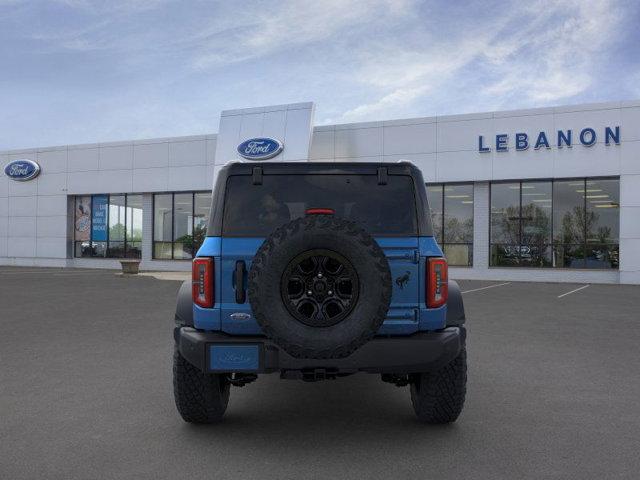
[222,174,417,236]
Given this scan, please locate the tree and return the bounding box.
[443,217,473,243]
[109,223,125,241]
[493,203,551,266]
[557,205,606,244]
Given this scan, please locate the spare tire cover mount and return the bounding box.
[280,248,360,328]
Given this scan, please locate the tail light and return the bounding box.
[192,258,214,308]
[426,257,448,308]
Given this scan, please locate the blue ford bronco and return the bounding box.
[173,161,467,423]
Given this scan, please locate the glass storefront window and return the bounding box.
[108,195,126,258]
[585,178,619,269]
[126,195,143,258]
[74,196,92,257]
[91,194,108,257]
[553,180,586,268]
[152,191,212,259]
[427,183,473,266]
[490,182,520,267]
[153,194,172,259]
[426,185,443,244]
[73,193,143,259]
[586,179,619,242]
[443,184,474,266]
[173,193,193,260]
[194,193,210,254]
[520,181,552,267]
[491,178,619,269]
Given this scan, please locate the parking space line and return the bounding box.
[557,284,590,298]
[0,271,61,275]
[461,282,511,294]
[51,273,114,276]
[0,270,114,276]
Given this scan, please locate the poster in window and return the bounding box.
[74,196,91,241]
[91,195,108,242]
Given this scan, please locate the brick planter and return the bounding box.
[119,259,141,274]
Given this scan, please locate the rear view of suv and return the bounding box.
[173,162,467,423]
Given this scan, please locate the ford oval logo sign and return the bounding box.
[237,137,283,160]
[4,159,41,182]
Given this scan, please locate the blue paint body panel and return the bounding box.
[193,235,447,334]
[209,344,260,371]
[196,236,222,257]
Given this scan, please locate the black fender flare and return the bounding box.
[175,280,194,327]
[446,280,465,326]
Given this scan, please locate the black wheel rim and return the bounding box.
[280,249,359,327]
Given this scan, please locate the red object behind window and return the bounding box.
[305,208,335,215]
[192,258,214,308]
[427,257,448,308]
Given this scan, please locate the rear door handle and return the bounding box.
[386,250,420,263]
[234,261,246,304]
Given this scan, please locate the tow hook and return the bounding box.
[381,374,410,387]
[226,373,258,387]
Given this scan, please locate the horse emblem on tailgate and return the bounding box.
[395,270,411,290]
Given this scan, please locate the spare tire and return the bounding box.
[248,214,392,359]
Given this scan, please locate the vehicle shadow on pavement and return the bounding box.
[172,372,463,438]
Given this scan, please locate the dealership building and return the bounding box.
[1,100,639,284]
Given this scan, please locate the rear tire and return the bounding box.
[409,344,467,424]
[173,348,230,423]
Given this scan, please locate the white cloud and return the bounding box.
[190,0,413,69]
[481,0,621,105]
[337,35,493,121]
[340,85,429,121]
[52,0,170,13]
[629,70,640,98]
[335,0,625,122]
[0,0,634,149]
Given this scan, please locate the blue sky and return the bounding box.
[1,0,639,150]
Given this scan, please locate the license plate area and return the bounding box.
[208,344,261,372]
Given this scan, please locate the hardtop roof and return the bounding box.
[207,161,433,237]
[218,161,423,177]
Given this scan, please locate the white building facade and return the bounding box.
[1,100,639,284]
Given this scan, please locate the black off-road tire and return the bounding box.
[173,348,230,423]
[409,344,467,424]
[248,214,392,359]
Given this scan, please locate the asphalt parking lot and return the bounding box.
[1,268,639,480]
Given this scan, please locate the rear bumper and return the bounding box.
[175,326,465,375]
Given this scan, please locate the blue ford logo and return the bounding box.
[237,137,283,160]
[4,159,41,181]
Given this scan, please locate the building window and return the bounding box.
[426,183,473,266]
[173,193,193,259]
[152,191,212,259]
[490,178,619,269]
[74,194,143,259]
[553,179,619,269]
[126,195,143,258]
[490,181,552,267]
